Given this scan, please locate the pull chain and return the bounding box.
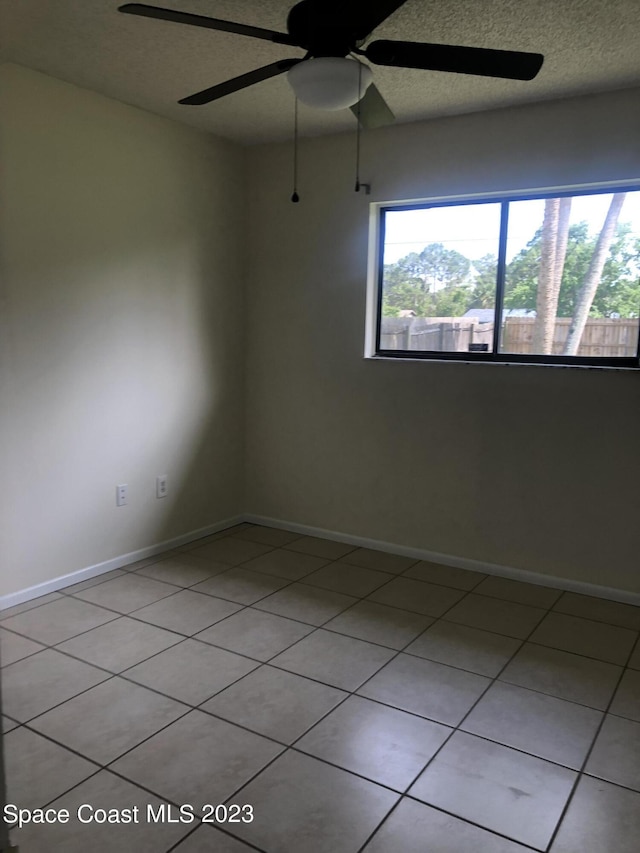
[355,62,362,192]
[291,96,300,203]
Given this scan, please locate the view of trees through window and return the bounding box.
[379,188,640,363]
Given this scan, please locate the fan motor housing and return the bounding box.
[287,0,356,57]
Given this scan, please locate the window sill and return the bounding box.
[365,354,639,371]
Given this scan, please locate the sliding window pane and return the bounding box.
[500,192,640,357]
[380,203,501,353]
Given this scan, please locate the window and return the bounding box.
[370,184,640,367]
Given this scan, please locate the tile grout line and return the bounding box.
[10,727,269,853]
[163,820,267,853]
[355,798,546,853]
[543,631,640,852]
[4,527,639,630]
[4,527,640,852]
[5,535,637,648]
[4,586,638,737]
[4,543,496,850]
[353,588,568,851]
[10,608,640,808]
[0,522,268,618]
[4,543,639,737]
[14,671,640,851]
[314,564,556,853]
[219,571,506,850]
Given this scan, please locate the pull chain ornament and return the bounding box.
[291,96,300,202]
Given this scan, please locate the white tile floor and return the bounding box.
[2,523,640,852]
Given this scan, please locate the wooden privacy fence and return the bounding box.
[380,317,493,351]
[380,317,639,357]
[502,317,638,357]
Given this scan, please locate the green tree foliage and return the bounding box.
[382,223,640,320]
[382,243,473,316]
[505,220,640,319]
[467,254,498,309]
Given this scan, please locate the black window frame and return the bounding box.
[373,183,640,369]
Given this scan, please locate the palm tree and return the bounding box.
[563,193,627,355]
[532,197,572,353]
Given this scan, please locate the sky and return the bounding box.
[383,190,640,267]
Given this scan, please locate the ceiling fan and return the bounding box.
[118,0,544,129]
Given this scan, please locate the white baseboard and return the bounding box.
[0,515,243,612]
[4,512,639,611]
[244,513,640,607]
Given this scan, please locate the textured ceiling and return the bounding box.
[2,0,639,144]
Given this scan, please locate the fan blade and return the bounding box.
[287,0,406,45]
[350,83,395,129]
[348,0,409,40]
[178,59,302,105]
[118,4,299,46]
[288,0,408,41]
[365,40,544,81]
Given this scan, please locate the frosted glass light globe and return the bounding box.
[288,57,373,110]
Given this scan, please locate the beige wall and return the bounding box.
[245,88,640,594]
[2,66,639,601]
[0,64,245,598]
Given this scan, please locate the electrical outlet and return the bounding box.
[116,484,128,506]
[156,475,168,498]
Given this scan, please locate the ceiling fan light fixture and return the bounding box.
[287,57,373,110]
